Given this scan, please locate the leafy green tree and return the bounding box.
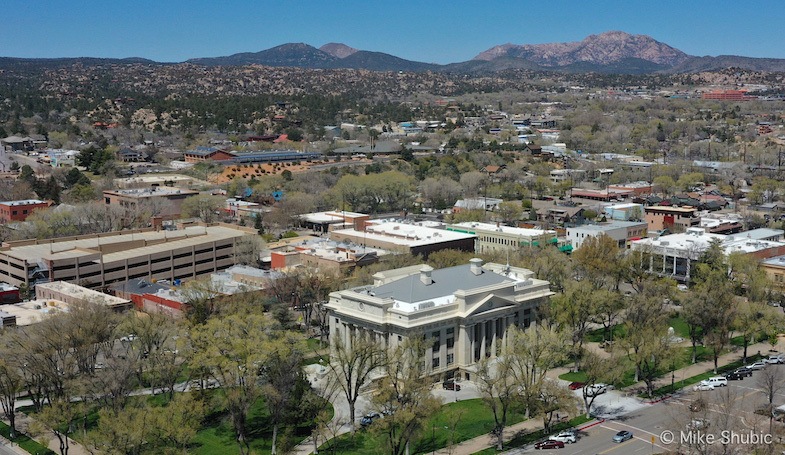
[370,338,442,455]
[476,354,519,450]
[65,184,97,203]
[550,281,599,371]
[496,201,522,225]
[179,194,225,223]
[691,241,736,373]
[65,168,90,188]
[328,335,386,432]
[578,352,623,418]
[190,313,279,455]
[262,332,307,455]
[572,234,622,290]
[285,128,303,142]
[507,324,568,418]
[0,354,22,437]
[619,280,672,395]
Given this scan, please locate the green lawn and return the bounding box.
[0,420,56,455]
[306,338,328,351]
[191,390,328,455]
[585,324,626,343]
[319,398,527,455]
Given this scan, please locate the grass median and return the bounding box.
[472,415,593,455]
[0,420,56,455]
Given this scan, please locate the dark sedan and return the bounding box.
[734,367,753,377]
[534,440,565,449]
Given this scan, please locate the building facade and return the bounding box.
[447,222,558,254]
[567,221,648,250]
[0,199,51,222]
[326,259,553,381]
[645,206,700,232]
[35,281,133,312]
[631,227,785,282]
[103,186,200,219]
[329,220,476,258]
[0,224,255,288]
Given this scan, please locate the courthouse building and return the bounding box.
[326,258,553,381]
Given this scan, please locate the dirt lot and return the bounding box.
[209,157,370,184]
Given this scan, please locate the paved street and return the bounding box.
[514,362,785,454]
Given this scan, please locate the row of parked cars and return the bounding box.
[693,353,783,391]
[534,428,634,449]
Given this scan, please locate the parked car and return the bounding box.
[568,381,585,390]
[534,440,565,450]
[586,383,608,396]
[549,431,577,444]
[360,412,381,427]
[724,371,745,381]
[693,383,715,392]
[734,367,753,377]
[613,430,633,443]
[747,361,767,370]
[442,380,461,391]
[766,354,785,364]
[703,376,728,387]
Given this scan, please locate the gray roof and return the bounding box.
[369,263,512,303]
[726,228,784,241]
[110,279,171,295]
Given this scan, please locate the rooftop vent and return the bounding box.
[420,265,434,285]
[469,258,484,276]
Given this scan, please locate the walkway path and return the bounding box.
[1,412,90,455]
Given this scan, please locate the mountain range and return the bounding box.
[6,31,785,74]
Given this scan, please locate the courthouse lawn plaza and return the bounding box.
[319,399,527,455]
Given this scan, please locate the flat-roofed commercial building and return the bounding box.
[631,227,785,282]
[330,220,475,258]
[326,258,553,381]
[645,206,700,232]
[298,210,370,233]
[103,186,200,219]
[35,281,132,312]
[0,199,51,222]
[114,174,211,190]
[0,224,256,289]
[447,222,559,254]
[567,221,648,250]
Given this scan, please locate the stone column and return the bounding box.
[458,324,470,368]
[479,322,486,359]
[440,327,447,369]
[489,319,497,357]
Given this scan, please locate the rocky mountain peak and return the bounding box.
[320,43,359,59]
[474,31,691,67]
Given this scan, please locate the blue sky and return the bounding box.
[3,0,784,64]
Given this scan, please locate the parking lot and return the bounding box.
[516,359,785,454]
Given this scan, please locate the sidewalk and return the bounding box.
[1,412,90,455]
[625,339,781,393]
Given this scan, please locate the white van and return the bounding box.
[702,376,728,388]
